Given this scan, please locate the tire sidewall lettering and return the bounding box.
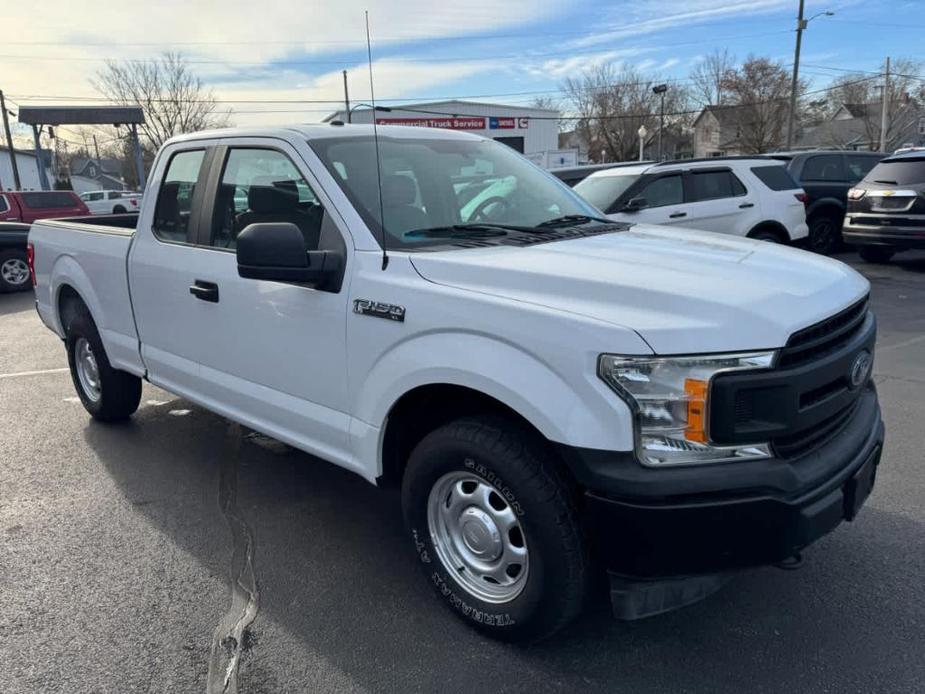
[463,456,525,516]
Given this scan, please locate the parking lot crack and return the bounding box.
[206,424,259,694]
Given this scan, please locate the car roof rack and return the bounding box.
[651,155,779,167]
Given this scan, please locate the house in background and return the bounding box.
[68,157,127,193]
[692,106,750,157]
[796,101,925,151]
[0,145,54,191]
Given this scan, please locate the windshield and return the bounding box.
[574,174,640,212]
[863,158,925,186]
[308,135,600,250]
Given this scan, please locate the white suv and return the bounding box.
[574,158,809,243]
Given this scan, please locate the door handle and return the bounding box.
[669,211,687,218]
[739,202,755,208]
[190,280,219,303]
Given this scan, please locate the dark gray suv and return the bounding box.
[843,152,925,263]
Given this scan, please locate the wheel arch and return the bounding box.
[747,220,790,242]
[806,197,845,222]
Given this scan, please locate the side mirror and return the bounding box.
[236,222,341,287]
[622,196,648,212]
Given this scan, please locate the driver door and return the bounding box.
[609,172,688,226]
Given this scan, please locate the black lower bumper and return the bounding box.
[843,224,925,249]
[559,387,884,579]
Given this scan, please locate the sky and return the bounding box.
[1,0,921,145]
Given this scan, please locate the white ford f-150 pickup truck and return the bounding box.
[28,124,884,641]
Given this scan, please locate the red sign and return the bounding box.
[375,117,486,130]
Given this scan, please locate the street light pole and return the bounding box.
[343,70,351,123]
[786,5,834,150]
[637,124,648,161]
[652,84,668,161]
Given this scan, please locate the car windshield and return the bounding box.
[574,173,640,211]
[308,135,601,249]
[863,157,925,186]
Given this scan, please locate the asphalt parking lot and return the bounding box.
[1,251,923,694]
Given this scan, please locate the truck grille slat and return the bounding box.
[778,297,869,368]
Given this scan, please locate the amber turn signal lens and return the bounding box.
[684,378,708,443]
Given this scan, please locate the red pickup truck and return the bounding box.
[0,190,89,224]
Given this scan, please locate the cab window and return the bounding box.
[209,148,325,251]
[152,149,205,243]
[689,170,747,202]
[638,174,683,207]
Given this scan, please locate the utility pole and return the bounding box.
[31,124,51,191]
[0,90,22,190]
[92,134,101,166]
[343,70,351,123]
[785,0,806,150]
[880,57,891,153]
[130,123,146,191]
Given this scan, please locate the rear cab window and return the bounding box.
[751,165,800,191]
[801,155,847,182]
[0,195,8,214]
[20,192,80,209]
[152,149,206,243]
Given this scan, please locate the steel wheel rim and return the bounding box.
[1,258,29,286]
[74,337,102,402]
[427,471,529,604]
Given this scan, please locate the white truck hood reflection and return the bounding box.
[409,224,870,355]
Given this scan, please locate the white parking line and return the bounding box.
[0,367,69,380]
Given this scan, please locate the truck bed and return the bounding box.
[29,216,145,377]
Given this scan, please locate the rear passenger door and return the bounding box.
[679,168,757,235]
[129,145,215,392]
[184,140,352,462]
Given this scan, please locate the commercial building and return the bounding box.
[0,146,53,191]
[325,100,577,168]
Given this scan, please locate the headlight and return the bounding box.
[598,352,776,467]
[847,188,866,200]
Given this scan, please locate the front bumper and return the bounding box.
[558,385,884,579]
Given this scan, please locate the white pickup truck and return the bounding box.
[28,125,884,641]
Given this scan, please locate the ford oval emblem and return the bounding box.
[849,350,872,389]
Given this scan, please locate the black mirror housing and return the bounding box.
[236,222,341,286]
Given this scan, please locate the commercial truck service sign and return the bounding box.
[376,117,486,130]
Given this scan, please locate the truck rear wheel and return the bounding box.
[401,416,589,642]
[65,306,141,421]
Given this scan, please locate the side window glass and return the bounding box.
[846,155,879,183]
[210,148,325,251]
[153,149,205,243]
[730,172,748,196]
[0,196,7,213]
[690,170,738,202]
[802,155,846,182]
[640,174,683,207]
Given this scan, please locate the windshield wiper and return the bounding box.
[535,214,612,228]
[404,223,535,239]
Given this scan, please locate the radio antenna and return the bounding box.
[366,10,389,271]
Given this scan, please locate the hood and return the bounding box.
[409,225,870,354]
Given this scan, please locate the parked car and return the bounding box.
[79,189,142,215]
[768,150,884,255]
[574,157,808,243]
[0,221,32,292]
[550,162,652,187]
[843,150,925,262]
[29,125,882,641]
[0,190,90,224]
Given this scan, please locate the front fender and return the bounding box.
[353,330,635,456]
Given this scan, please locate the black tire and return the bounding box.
[858,246,895,264]
[401,416,589,642]
[748,228,782,243]
[0,249,32,293]
[807,215,841,255]
[112,205,127,214]
[65,304,142,421]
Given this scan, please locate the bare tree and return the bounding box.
[826,58,924,150]
[562,64,690,162]
[690,49,735,107]
[91,52,231,149]
[720,56,793,153]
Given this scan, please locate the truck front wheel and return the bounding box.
[65,306,142,421]
[401,416,589,642]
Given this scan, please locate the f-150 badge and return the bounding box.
[353,299,405,322]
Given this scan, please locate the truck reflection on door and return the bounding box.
[493,136,525,153]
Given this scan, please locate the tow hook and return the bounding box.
[774,552,803,571]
